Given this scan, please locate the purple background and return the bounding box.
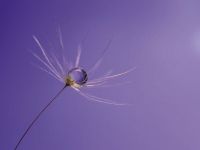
[1,0,200,149]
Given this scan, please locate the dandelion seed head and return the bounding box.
[32,33,134,105]
[65,67,88,88]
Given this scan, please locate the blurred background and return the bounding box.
[1,0,200,149]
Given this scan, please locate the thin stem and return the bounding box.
[14,85,67,150]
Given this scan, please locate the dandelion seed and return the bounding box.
[14,30,135,150]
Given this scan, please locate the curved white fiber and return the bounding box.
[75,45,82,67]
[88,67,136,84]
[73,87,127,106]
[86,81,133,88]
[31,63,64,82]
[88,39,112,76]
[57,26,69,71]
[58,26,64,50]
[33,36,61,77]
[31,52,63,81]
[51,53,66,76]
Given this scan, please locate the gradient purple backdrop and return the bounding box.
[1,0,200,150]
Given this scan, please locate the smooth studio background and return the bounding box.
[1,0,200,150]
